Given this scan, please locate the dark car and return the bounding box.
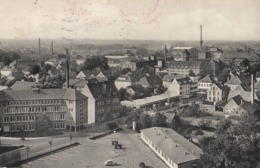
[139,162,146,168]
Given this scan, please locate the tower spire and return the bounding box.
[200,25,203,48]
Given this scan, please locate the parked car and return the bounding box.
[139,162,146,168]
[104,160,117,166]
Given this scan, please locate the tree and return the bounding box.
[139,113,152,129]
[240,58,250,67]
[152,112,167,127]
[180,103,210,118]
[118,88,127,101]
[81,56,109,71]
[35,114,53,134]
[29,64,40,75]
[200,114,260,168]
[188,70,195,76]
[2,55,12,66]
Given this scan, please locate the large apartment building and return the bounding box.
[0,88,88,133]
[66,79,122,124]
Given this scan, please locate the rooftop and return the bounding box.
[140,127,203,164]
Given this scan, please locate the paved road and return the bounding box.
[21,130,168,168]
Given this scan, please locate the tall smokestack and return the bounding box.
[200,25,203,48]
[51,41,53,55]
[66,60,69,88]
[38,38,41,55]
[251,74,254,104]
[165,45,167,63]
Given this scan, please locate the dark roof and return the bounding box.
[176,77,192,85]
[11,81,36,90]
[240,101,258,114]
[142,75,162,86]
[232,95,244,105]
[87,81,118,99]
[81,70,92,78]
[221,51,260,60]
[215,100,227,107]
[127,84,146,93]
[0,88,87,101]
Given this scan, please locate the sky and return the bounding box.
[0,0,259,41]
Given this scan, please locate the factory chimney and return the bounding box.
[200,25,203,48]
[51,41,53,55]
[38,38,41,55]
[66,60,70,88]
[164,45,167,63]
[251,74,254,104]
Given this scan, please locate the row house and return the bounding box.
[0,88,88,133]
[76,67,112,82]
[140,127,202,168]
[66,79,121,124]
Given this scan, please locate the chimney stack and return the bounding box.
[251,74,254,104]
[200,25,203,48]
[65,48,69,55]
[51,41,53,55]
[38,38,41,55]
[66,60,70,88]
[164,45,167,63]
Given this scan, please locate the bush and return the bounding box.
[194,129,204,135]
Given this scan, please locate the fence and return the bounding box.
[0,136,72,167]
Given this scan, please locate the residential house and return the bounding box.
[115,75,139,90]
[168,77,192,98]
[224,75,251,90]
[125,84,148,100]
[138,75,162,89]
[140,127,202,168]
[198,75,215,92]
[76,70,93,79]
[223,95,258,116]
[0,88,88,133]
[1,66,16,77]
[207,83,230,103]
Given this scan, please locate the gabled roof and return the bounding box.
[140,75,162,86]
[80,70,92,78]
[199,75,214,83]
[87,81,118,99]
[225,75,250,85]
